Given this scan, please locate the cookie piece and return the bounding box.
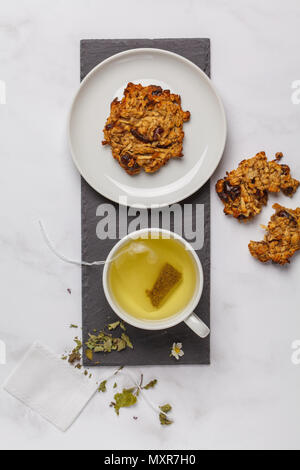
[249,204,300,264]
[216,152,299,221]
[102,83,190,175]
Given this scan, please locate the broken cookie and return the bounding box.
[216,152,299,221]
[249,203,300,265]
[103,83,190,175]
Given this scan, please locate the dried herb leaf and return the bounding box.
[108,321,120,330]
[121,333,133,349]
[74,338,82,350]
[70,324,78,329]
[159,404,172,414]
[85,349,93,361]
[68,337,82,364]
[113,389,137,415]
[143,379,157,390]
[68,352,80,364]
[120,322,126,331]
[159,413,173,426]
[113,382,117,389]
[103,338,113,352]
[115,338,126,352]
[98,380,107,393]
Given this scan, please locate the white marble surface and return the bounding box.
[1,0,300,450]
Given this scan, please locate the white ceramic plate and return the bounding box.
[69,48,227,208]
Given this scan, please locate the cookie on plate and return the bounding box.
[216,152,299,221]
[102,83,191,175]
[249,203,300,265]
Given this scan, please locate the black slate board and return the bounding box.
[81,39,211,366]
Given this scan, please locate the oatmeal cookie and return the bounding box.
[216,152,299,221]
[102,83,191,175]
[249,204,300,265]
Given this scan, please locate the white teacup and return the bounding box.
[103,228,210,338]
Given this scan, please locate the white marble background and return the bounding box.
[0,0,300,450]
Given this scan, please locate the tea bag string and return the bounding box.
[39,221,149,267]
[38,221,107,266]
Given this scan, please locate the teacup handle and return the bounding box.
[184,313,210,338]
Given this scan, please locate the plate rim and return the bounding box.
[69,47,227,208]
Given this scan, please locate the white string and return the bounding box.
[39,221,106,266]
[117,370,161,416]
[39,220,152,267]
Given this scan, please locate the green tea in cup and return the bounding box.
[108,235,198,321]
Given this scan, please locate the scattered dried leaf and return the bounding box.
[115,338,126,352]
[159,413,173,426]
[108,321,120,330]
[98,380,107,393]
[159,404,172,414]
[85,349,93,362]
[121,333,133,349]
[143,379,157,390]
[68,337,82,364]
[113,388,137,415]
[68,351,81,364]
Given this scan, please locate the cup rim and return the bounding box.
[102,228,204,331]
